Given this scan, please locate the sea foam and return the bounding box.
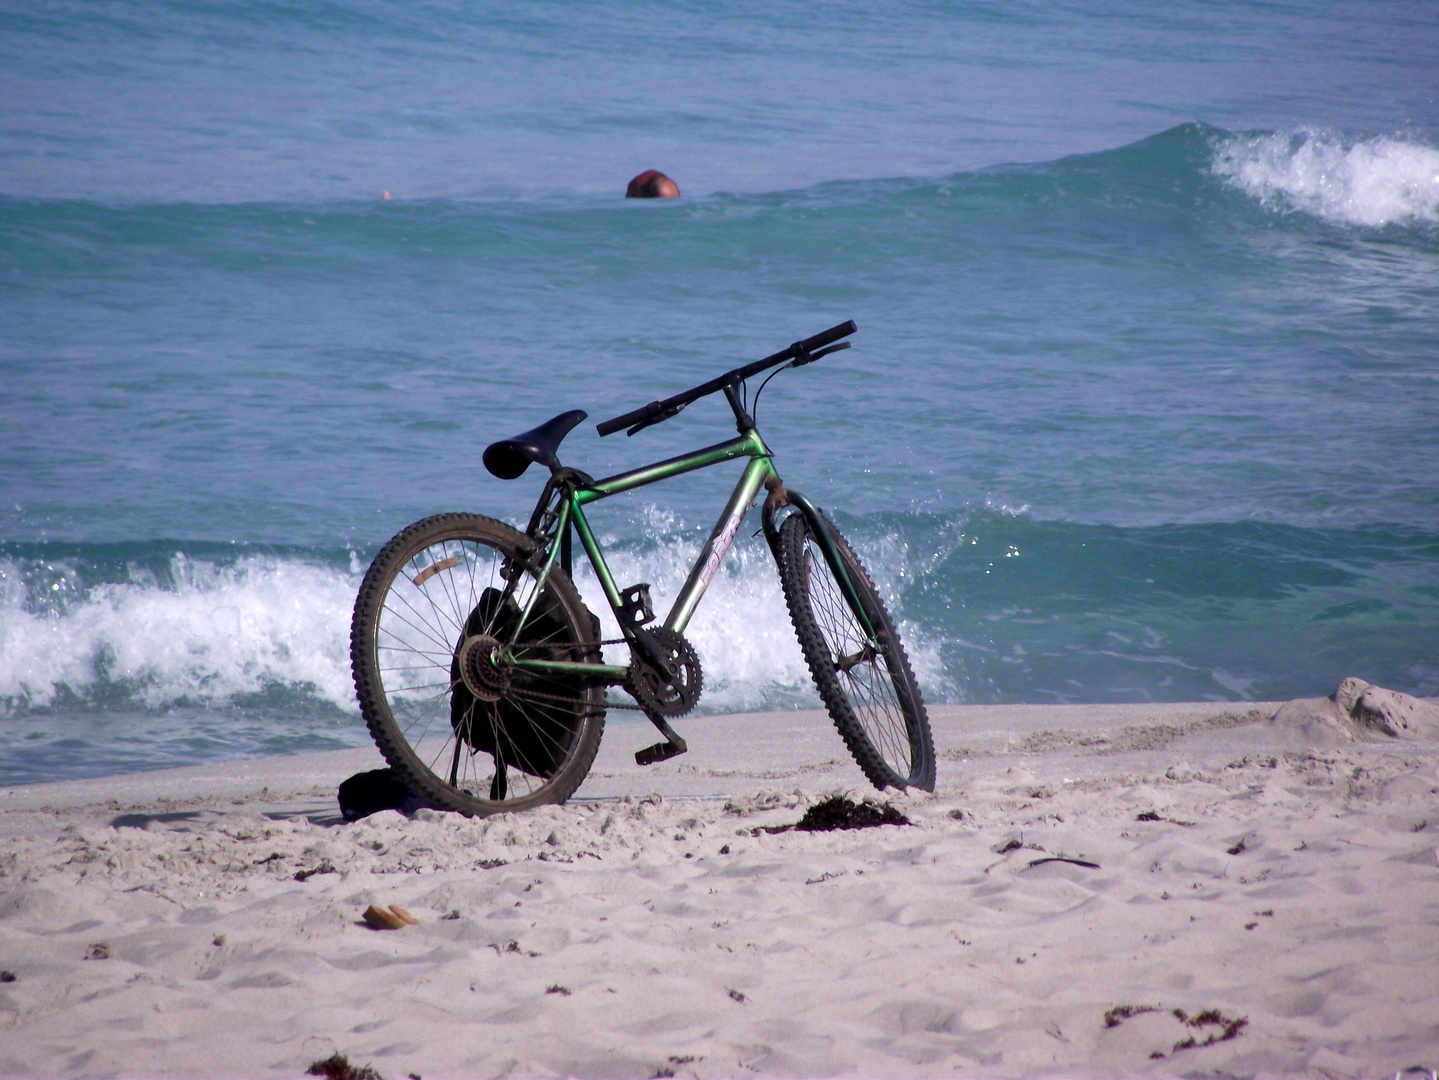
[0,553,359,713]
[1212,130,1439,227]
[0,528,941,719]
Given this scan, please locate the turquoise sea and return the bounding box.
[2,2,1437,784]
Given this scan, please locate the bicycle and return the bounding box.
[349,320,935,816]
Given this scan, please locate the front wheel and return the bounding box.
[776,512,935,791]
[350,513,606,816]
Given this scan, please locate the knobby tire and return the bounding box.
[776,512,935,791]
[350,513,606,816]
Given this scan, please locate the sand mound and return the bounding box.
[1271,678,1439,744]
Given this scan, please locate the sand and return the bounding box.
[2,701,1437,1078]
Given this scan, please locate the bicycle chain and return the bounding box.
[484,679,647,712]
[483,638,653,713]
[482,636,660,712]
[597,636,648,710]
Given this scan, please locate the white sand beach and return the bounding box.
[2,699,1437,1078]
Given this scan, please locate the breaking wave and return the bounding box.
[0,530,947,721]
[1212,130,1439,228]
[0,549,361,714]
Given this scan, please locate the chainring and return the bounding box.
[626,626,702,719]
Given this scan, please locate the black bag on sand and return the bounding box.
[338,768,436,822]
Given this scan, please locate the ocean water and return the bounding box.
[2,2,1438,784]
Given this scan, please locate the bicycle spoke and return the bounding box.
[353,516,606,815]
[381,593,460,657]
[448,731,463,787]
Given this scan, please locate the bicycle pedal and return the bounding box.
[635,737,687,766]
[619,583,655,627]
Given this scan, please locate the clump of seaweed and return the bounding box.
[1104,1004,1159,1027]
[307,1052,382,1080]
[760,796,911,834]
[1103,1004,1248,1057]
[1170,1008,1248,1051]
[1135,810,1195,826]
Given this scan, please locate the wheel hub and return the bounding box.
[457,634,509,701]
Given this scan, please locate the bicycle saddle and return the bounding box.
[483,409,588,480]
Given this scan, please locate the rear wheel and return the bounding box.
[350,513,605,815]
[776,512,935,791]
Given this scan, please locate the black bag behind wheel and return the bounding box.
[350,512,606,817]
[450,585,589,780]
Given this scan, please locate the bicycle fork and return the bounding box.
[761,475,880,643]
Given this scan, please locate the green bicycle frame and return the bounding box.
[494,328,882,686]
[503,428,777,680]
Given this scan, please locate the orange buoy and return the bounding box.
[625,170,679,198]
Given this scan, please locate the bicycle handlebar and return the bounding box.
[596,320,857,437]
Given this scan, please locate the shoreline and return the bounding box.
[1,701,1282,812]
[3,701,1436,1077]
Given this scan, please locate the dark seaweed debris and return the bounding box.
[1136,809,1195,826]
[763,796,911,833]
[1171,1008,1248,1051]
[307,1052,383,1080]
[1104,1004,1159,1027]
[798,796,910,831]
[294,860,337,882]
[1103,1004,1248,1053]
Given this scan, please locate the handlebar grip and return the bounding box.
[597,400,662,437]
[792,319,857,358]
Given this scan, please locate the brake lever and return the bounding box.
[626,401,687,436]
[790,341,851,367]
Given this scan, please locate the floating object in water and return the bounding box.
[626,170,679,198]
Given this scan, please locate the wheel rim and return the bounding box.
[801,538,920,785]
[372,535,597,807]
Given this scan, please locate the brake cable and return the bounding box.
[747,360,795,428]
